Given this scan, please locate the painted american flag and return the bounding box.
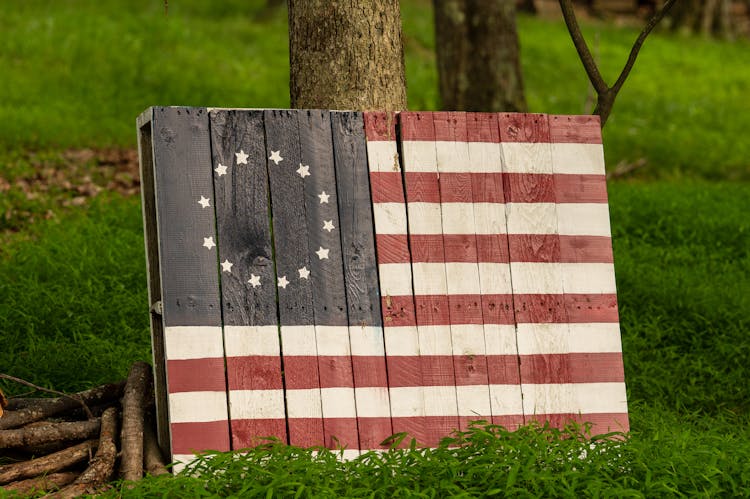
[140,107,628,470]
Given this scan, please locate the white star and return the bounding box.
[298,267,310,279]
[318,191,330,204]
[296,163,310,178]
[203,237,216,250]
[235,150,249,165]
[248,274,261,288]
[323,220,335,232]
[315,247,329,260]
[215,163,228,176]
[221,260,233,273]
[269,150,283,165]
[198,196,211,209]
[277,275,289,289]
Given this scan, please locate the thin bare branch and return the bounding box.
[0,374,93,419]
[558,0,608,94]
[611,0,678,93]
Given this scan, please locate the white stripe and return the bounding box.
[435,140,469,173]
[401,141,437,171]
[516,323,623,355]
[473,202,508,234]
[280,325,317,356]
[505,203,558,235]
[483,325,519,355]
[521,382,628,415]
[224,325,279,357]
[467,142,504,173]
[477,263,513,294]
[372,203,408,234]
[510,262,564,294]
[407,203,507,234]
[321,387,357,418]
[451,324,487,355]
[315,325,351,356]
[383,326,420,355]
[366,141,400,172]
[388,387,425,417]
[164,326,224,360]
[423,385,459,417]
[170,455,197,474]
[168,391,228,423]
[229,390,286,419]
[349,326,386,357]
[556,204,612,236]
[456,385,492,417]
[418,325,454,356]
[377,263,414,296]
[406,202,442,234]
[561,263,617,293]
[285,389,323,419]
[501,142,553,173]
[340,449,361,459]
[355,387,392,418]
[489,384,524,415]
[411,262,448,294]
[550,143,605,175]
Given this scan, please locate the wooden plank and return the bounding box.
[548,114,628,434]
[432,111,493,430]
[209,109,286,449]
[465,112,524,429]
[363,111,427,446]
[137,108,171,452]
[331,111,393,450]
[297,110,359,457]
[399,111,459,445]
[150,107,230,467]
[264,109,324,448]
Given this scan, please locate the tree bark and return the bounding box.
[433,0,527,112]
[0,440,97,484]
[288,0,407,111]
[3,472,78,495]
[667,0,733,37]
[119,361,151,482]
[0,420,100,449]
[143,422,169,476]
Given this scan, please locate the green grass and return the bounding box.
[1,0,749,496]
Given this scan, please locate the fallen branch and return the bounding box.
[2,471,78,495]
[0,420,100,449]
[144,421,169,476]
[0,381,124,430]
[0,374,92,419]
[0,439,97,484]
[49,407,119,499]
[120,361,151,481]
[606,158,648,179]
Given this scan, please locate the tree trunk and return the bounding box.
[433,0,527,112]
[668,0,733,37]
[288,0,407,111]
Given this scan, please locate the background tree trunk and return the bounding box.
[288,0,407,111]
[433,0,527,112]
[667,0,734,37]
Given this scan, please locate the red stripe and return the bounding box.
[369,172,404,203]
[226,356,283,390]
[513,294,619,323]
[364,111,397,141]
[400,112,435,141]
[170,421,230,454]
[230,419,287,448]
[565,294,620,323]
[382,295,417,327]
[548,115,602,144]
[421,416,459,447]
[477,234,511,263]
[288,419,324,448]
[453,354,490,386]
[498,113,550,143]
[357,417,393,449]
[559,235,613,263]
[322,418,360,450]
[389,417,428,448]
[518,353,625,384]
[555,174,608,203]
[413,294,514,325]
[404,172,440,202]
[351,356,389,388]
[438,172,474,202]
[433,111,468,142]
[167,358,226,393]
[466,112,500,143]
[281,356,321,389]
[526,412,629,434]
[492,414,526,430]
[503,173,555,203]
[376,234,411,264]
[487,354,522,384]
[470,173,505,202]
[508,234,560,262]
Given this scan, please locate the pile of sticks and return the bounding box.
[0,362,169,497]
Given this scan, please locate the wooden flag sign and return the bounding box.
[138,107,628,469]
